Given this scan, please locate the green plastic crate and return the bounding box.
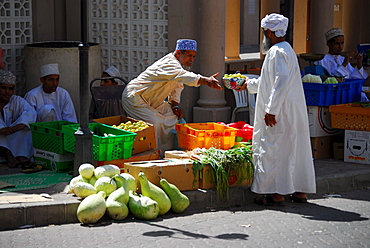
[62,123,137,161]
[30,121,77,154]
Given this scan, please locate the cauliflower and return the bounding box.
[302,74,322,83]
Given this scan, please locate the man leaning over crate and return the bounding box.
[0,69,37,168]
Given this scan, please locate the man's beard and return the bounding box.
[182,64,191,71]
[261,34,273,55]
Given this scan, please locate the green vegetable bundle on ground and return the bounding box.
[192,146,254,202]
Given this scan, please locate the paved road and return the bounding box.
[1,188,369,248]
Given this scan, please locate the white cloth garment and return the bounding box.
[320,54,368,79]
[25,85,77,122]
[0,95,37,158]
[122,52,200,152]
[319,54,369,101]
[247,41,316,195]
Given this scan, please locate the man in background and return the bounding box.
[0,70,36,168]
[25,63,77,122]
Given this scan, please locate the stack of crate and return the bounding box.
[30,121,77,172]
[329,103,370,164]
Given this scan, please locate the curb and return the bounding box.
[1,166,370,231]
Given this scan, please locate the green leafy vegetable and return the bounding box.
[192,146,254,202]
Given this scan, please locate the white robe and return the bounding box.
[247,41,316,195]
[24,85,77,122]
[320,54,368,79]
[0,95,37,158]
[319,54,369,101]
[122,53,200,153]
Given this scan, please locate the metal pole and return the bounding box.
[74,0,93,176]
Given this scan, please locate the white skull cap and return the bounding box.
[0,69,16,85]
[325,27,344,42]
[40,63,60,78]
[103,66,123,85]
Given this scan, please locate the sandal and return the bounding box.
[255,195,285,206]
[290,194,308,203]
[22,163,43,174]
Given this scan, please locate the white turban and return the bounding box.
[0,69,16,85]
[261,13,289,37]
[325,27,344,42]
[40,63,60,78]
[103,66,123,85]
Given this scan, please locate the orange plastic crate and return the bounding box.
[176,123,238,150]
[329,103,370,131]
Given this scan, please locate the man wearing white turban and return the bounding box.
[25,63,77,123]
[0,69,37,168]
[237,13,316,206]
[122,39,222,155]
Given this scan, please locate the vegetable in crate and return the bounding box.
[323,77,338,84]
[112,120,149,132]
[302,74,322,83]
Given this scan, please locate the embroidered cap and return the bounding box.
[325,27,344,42]
[40,63,60,78]
[0,69,16,85]
[175,39,197,52]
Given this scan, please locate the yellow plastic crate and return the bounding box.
[329,103,370,131]
[176,123,238,150]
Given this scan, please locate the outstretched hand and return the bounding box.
[200,73,222,90]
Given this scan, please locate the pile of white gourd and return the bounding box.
[69,164,190,224]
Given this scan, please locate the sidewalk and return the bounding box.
[1,158,370,231]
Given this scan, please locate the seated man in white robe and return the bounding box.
[122,39,222,154]
[0,70,37,168]
[25,63,77,123]
[319,27,368,101]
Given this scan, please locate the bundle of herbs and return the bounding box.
[192,146,254,202]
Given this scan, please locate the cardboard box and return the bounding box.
[310,136,334,159]
[33,148,74,173]
[93,149,160,172]
[93,116,156,155]
[124,159,198,192]
[333,142,344,160]
[164,150,191,159]
[344,130,370,164]
[199,165,252,189]
[307,106,341,137]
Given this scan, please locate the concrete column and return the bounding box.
[342,0,361,52]
[310,0,334,54]
[225,0,241,60]
[193,0,231,123]
[293,0,309,54]
[260,0,280,58]
[359,0,370,43]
